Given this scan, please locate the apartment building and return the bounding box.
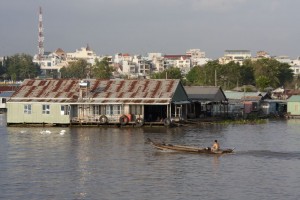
[164,55,191,75]
[219,50,251,65]
[66,44,100,65]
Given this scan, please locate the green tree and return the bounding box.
[277,62,294,87]
[60,59,89,79]
[256,75,271,91]
[151,67,182,80]
[185,65,204,85]
[202,60,221,86]
[252,58,293,90]
[5,54,39,81]
[92,57,114,79]
[239,59,255,86]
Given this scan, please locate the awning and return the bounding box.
[172,100,191,105]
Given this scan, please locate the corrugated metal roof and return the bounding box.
[287,95,300,102]
[9,79,180,104]
[184,86,226,101]
[224,91,266,100]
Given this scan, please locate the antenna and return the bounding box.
[38,6,44,60]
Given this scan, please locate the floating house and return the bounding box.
[260,99,287,117]
[184,86,228,118]
[224,91,270,118]
[6,79,189,126]
[287,95,300,118]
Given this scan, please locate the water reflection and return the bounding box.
[1,118,300,199]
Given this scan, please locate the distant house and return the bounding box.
[184,86,228,118]
[260,99,287,117]
[287,95,300,118]
[224,91,270,117]
[0,84,19,112]
[0,91,14,112]
[6,79,189,126]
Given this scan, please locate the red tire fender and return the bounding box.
[119,115,129,125]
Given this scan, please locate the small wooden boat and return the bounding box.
[147,138,234,154]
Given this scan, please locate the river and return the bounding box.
[0,114,299,200]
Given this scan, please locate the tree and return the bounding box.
[185,65,204,85]
[202,60,221,86]
[60,59,89,79]
[239,59,255,86]
[252,58,293,90]
[151,67,182,80]
[277,62,294,87]
[92,57,114,79]
[4,54,40,81]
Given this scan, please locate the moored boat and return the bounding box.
[147,138,234,154]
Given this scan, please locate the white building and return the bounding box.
[186,49,205,58]
[147,53,164,73]
[66,45,100,65]
[219,50,251,65]
[33,48,68,76]
[164,55,191,75]
[186,49,211,67]
[275,56,293,65]
[289,57,300,76]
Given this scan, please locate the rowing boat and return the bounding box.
[147,138,234,154]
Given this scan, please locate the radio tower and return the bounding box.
[38,6,44,60]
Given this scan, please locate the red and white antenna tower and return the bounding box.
[38,6,44,60]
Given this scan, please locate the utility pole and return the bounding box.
[38,6,44,61]
[214,69,217,86]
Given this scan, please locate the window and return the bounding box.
[2,98,6,104]
[42,104,50,114]
[93,105,100,115]
[113,105,121,115]
[60,105,70,115]
[24,104,32,114]
[130,105,143,115]
[106,105,121,115]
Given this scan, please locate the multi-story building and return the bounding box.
[147,53,164,73]
[186,49,205,58]
[219,50,251,65]
[186,49,211,67]
[66,44,100,65]
[275,56,293,65]
[164,55,191,75]
[290,57,300,76]
[33,48,68,76]
[256,51,271,58]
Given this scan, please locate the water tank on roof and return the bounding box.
[79,80,89,87]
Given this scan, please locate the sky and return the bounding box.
[1,0,300,59]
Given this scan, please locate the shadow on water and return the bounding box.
[236,150,300,160]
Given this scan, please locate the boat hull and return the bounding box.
[147,138,234,154]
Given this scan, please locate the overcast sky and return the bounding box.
[1,0,300,59]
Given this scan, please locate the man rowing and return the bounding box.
[211,140,220,152]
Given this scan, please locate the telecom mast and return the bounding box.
[38,6,44,60]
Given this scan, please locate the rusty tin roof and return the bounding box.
[8,79,181,105]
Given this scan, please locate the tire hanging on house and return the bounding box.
[119,115,129,125]
[163,118,172,127]
[99,115,108,124]
[135,117,144,127]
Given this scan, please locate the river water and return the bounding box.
[0,114,299,200]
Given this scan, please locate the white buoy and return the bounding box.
[59,130,66,135]
[40,130,51,134]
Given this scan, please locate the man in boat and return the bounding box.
[211,140,220,152]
